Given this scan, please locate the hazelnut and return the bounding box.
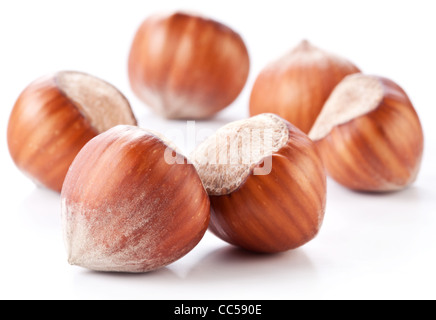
[61,125,210,273]
[191,113,326,253]
[250,40,360,134]
[128,12,250,119]
[309,74,424,192]
[7,71,137,192]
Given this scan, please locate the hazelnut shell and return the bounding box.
[309,74,424,192]
[128,12,250,119]
[192,114,327,253]
[61,125,210,273]
[250,40,360,133]
[7,71,137,192]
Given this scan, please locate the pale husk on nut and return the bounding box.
[191,113,289,195]
[56,71,136,133]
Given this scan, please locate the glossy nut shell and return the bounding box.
[128,12,250,119]
[250,40,360,133]
[310,75,424,192]
[61,125,210,273]
[193,115,327,253]
[7,71,136,192]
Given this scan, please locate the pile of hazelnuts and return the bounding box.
[7,12,424,273]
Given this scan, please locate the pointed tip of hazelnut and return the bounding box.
[290,39,323,57]
[300,39,311,46]
[296,39,315,51]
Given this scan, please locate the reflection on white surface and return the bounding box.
[71,240,317,300]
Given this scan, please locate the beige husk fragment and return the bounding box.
[191,113,289,196]
[56,71,136,133]
[309,74,384,141]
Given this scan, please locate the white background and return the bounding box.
[1,0,435,300]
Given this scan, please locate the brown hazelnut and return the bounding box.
[7,71,137,192]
